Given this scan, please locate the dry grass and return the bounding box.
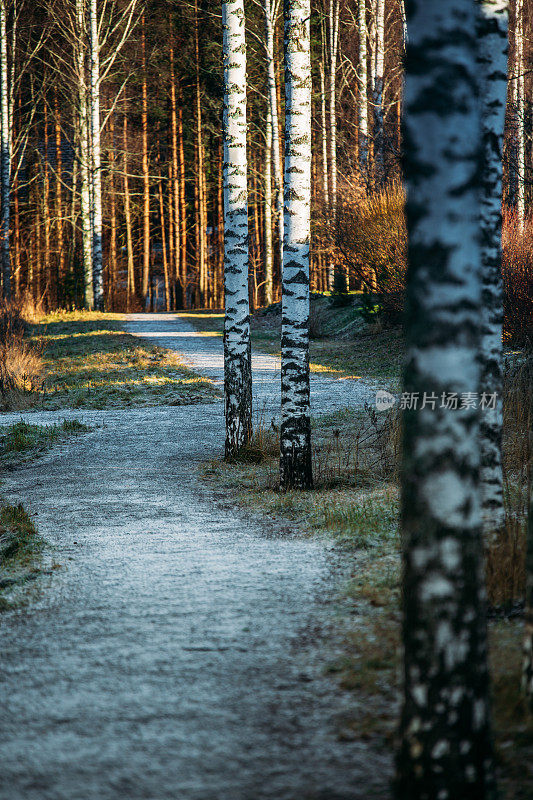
[0,300,44,410]
[28,311,221,409]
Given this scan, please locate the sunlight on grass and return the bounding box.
[27,312,221,410]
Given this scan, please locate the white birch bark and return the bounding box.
[264,0,283,296]
[318,59,332,291]
[514,0,525,230]
[478,0,508,539]
[0,0,10,299]
[371,0,385,178]
[75,0,93,309]
[89,0,103,309]
[358,0,368,171]
[396,0,496,795]
[222,0,252,457]
[327,0,339,218]
[280,0,312,489]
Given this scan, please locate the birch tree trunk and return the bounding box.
[478,0,508,539]
[76,0,93,309]
[280,0,313,490]
[264,0,283,299]
[395,0,496,796]
[327,0,339,218]
[372,0,385,179]
[222,0,252,458]
[514,0,525,230]
[89,0,104,309]
[358,0,368,172]
[0,0,10,299]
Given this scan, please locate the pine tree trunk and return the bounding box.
[264,101,274,306]
[169,38,182,308]
[178,101,187,305]
[157,133,170,312]
[54,89,64,307]
[395,1,496,796]
[76,0,93,309]
[0,0,10,299]
[122,102,135,310]
[280,0,313,490]
[89,0,104,309]
[358,0,368,173]
[141,15,150,307]
[222,0,252,458]
[43,102,51,304]
[478,0,508,540]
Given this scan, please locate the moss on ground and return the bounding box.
[0,419,91,466]
[28,311,220,409]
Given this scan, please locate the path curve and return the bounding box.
[0,313,391,800]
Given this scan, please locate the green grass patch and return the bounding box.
[28,311,221,409]
[0,418,91,465]
[0,503,46,611]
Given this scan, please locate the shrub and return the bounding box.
[0,301,43,410]
[335,179,407,321]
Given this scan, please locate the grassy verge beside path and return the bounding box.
[29,311,220,410]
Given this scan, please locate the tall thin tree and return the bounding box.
[478,0,508,539]
[279,0,313,490]
[222,0,252,457]
[0,0,10,298]
[89,0,104,309]
[395,0,496,796]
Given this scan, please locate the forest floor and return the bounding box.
[0,308,530,799]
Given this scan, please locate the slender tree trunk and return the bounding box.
[327,0,339,216]
[514,0,525,230]
[395,1,496,796]
[167,158,175,309]
[169,37,182,308]
[54,89,64,307]
[217,138,224,308]
[222,0,252,458]
[109,112,117,310]
[264,102,273,305]
[178,101,187,305]
[89,0,104,309]
[372,0,385,179]
[264,0,283,296]
[318,58,333,292]
[478,0,508,539]
[43,101,51,303]
[13,174,19,297]
[524,471,533,708]
[122,103,135,309]
[0,0,10,299]
[194,0,207,307]
[280,0,313,490]
[157,133,170,311]
[358,0,368,173]
[76,0,93,309]
[141,15,150,307]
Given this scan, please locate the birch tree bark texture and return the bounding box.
[280,0,313,490]
[478,0,508,539]
[89,0,104,309]
[222,0,252,459]
[75,0,93,309]
[0,0,10,299]
[395,1,496,797]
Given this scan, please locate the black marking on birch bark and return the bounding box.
[396,1,497,797]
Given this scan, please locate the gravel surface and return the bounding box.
[0,313,391,800]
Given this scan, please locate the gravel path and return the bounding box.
[0,313,391,800]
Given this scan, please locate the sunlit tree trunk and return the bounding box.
[169,38,181,308]
[194,0,207,307]
[122,101,135,309]
[318,59,332,290]
[327,0,339,217]
[264,0,283,297]
[372,0,385,178]
[514,0,524,230]
[89,0,104,309]
[222,0,252,457]
[108,111,117,309]
[478,0,508,539]
[358,0,368,172]
[178,100,187,305]
[0,0,10,299]
[43,101,51,303]
[76,0,93,309]
[54,89,64,307]
[141,14,150,307]
[264,101,273,305]
[157,130,170,311]
[395,1,496,796]
[280,0,313,490]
